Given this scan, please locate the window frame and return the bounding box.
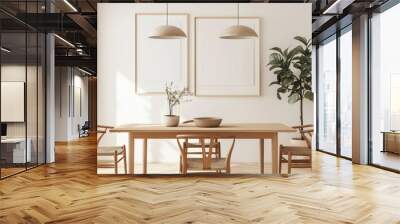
[315,24,353,160]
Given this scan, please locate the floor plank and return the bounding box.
[0,136,400,223]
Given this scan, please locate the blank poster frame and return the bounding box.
[194,17,261,96]
[1,81,25,123]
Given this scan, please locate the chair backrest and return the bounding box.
[82,121,90,129]
[292,124,313,130]
[176,134,236,170]
[300,129,313,149]
[97,125,114,144]
[292,124,314,144]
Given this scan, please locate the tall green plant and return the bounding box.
[268,36,313,128]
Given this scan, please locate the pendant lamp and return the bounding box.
[149,3,187,39]
[220,3,258,39]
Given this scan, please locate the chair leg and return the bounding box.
[225,159,231,174]
[179,156,182,173]
[123,146,127,174]
[287,152,292,175]
[183,146,188,174]
[279,151,282,174]
[218,143,221,159]
[114,150,118,174]
[182,159,187,175]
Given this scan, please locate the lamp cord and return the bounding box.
[166,3,169,25]
[237,2,239,25]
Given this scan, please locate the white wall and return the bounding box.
[73,73,89,137]
[55,67,69,141]
[55,67,89,141]
[98,3,313,163]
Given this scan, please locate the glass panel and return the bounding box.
[318,36,337,154]
[27,31,38,169]
[38,33,46,165]
[0,1,46,179]
[371,4,400,171]
[1,32,27,178]
[340,28,352,158]
[26,0,39,169]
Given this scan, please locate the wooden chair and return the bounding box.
[78,121,90,138]
[176,135,236,174]
[179,139,221,173]
[185,140,221,158]
[291,124,313,140]
[279,128,313,175]
[97,125,127,174]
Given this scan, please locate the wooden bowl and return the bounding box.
[192,117,222,128]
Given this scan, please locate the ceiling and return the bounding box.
[0,0,391,75]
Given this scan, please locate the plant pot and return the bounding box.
[163,115,180,127]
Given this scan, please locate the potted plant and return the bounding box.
[268,36,313,132]
[164,82,191,127]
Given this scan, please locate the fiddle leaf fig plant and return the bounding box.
[268,36,313,128]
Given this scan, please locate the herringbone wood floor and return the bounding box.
[1,136,400,224]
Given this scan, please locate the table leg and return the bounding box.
[259,139,264,174]
[271,133,278,174]
[128,133,135,174]
[143,138,148,174]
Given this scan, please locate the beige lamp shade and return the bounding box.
[220,25,258,39]
[149,25,187,39]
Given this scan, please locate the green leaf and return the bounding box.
[288,94,300,104]
[282,78,291,86]
[304,91,314,101]
[270,47,284,55]
[269,65,280,70]
[277,87,287,93]
[269,81,280,86]
[294,36,309,46]
[277,92,282,100]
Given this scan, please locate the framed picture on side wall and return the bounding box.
[1,81,25,122]
[194,17,260,96]
[135,13,189,94]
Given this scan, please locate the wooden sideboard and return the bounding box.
[382,131,400,154]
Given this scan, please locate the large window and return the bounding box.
[339,28,352,158]
[317,26,353,159]
[370,3,400,171]
[318,36,337,154]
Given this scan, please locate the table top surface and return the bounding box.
[381,131,400,133]
[1,138,27,143]
[110,123,296,133]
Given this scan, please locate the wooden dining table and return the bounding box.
[110,123,295,175]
